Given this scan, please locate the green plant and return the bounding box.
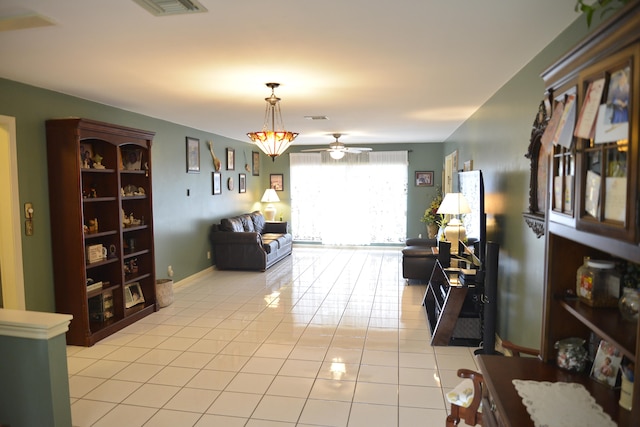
[421,187,445,226]
[575,0,631,27]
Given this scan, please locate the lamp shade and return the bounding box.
[261,188,280,203]
[437,193,471,215]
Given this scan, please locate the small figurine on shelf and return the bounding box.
[92,153,105,169]
[122,208,129,227]
[90,186,97,198]
[87,218,99,234]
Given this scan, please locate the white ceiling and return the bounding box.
[0,0,580,146]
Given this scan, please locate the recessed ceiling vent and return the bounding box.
[132,0,208,16]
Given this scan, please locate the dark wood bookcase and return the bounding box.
[46,118,157,346]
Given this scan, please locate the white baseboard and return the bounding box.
[171,266,214,290]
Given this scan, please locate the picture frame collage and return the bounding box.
[185,137,267,196]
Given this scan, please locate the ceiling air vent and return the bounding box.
[132,0,208,16]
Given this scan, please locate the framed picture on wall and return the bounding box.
[415,171,433,187]
[444,150,458,193]
[252,151,260,176]
[186,137,200,173]
[270,174,284,191]
[239,173,246,193]
[212,172,222,195]
[226,148,235,170]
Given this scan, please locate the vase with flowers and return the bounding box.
[420,186,446,239]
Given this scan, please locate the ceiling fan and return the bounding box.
[301,133,373,159]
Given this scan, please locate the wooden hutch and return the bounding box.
[478,3,640,426]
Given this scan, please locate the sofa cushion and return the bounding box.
[402,246,435,257]
[250,211,265,234]
[220,216,244,232]
[263,233,291,248]
[241,214,255,232]
[262,238,278,254]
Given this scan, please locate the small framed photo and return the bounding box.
[590,340,622,387]
[124,282,145,309]
[239,173,246,193]
[270,174,284,191]
[252,151,260,176]
[186,137,200,173]
[212,172,222,195]
[226,148,235,170]
[122,148,143,171]
[463,160,473,172]
[79,143,94,168]
[415,171,434,187]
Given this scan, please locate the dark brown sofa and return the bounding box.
[210,211,292,271]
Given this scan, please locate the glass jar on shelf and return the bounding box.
[576,259,619,307]
[619,287,640,322]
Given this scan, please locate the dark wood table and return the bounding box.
[476,355,632,427]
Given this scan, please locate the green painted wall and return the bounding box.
[443,16,599,348]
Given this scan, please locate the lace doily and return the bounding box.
[512,380,616,427]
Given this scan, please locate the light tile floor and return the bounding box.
[67,246,479,427]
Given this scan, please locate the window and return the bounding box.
[290,151,407,245]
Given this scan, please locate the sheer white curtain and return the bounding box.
[290,151,407,245]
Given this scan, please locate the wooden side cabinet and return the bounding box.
[423,260,482,346]
[46,118,157,346]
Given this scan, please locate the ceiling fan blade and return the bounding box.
[300,148,329,152]
[344,147,373,153]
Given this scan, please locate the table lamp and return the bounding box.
[437,192,471,254]
[261,188,280,221]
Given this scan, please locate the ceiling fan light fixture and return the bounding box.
[247,83,298,161]
[300,133,373,157]
[329,150,345,160]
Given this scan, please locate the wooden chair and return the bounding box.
[445,340,539,426]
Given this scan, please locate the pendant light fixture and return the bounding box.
[247,83,298,161]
